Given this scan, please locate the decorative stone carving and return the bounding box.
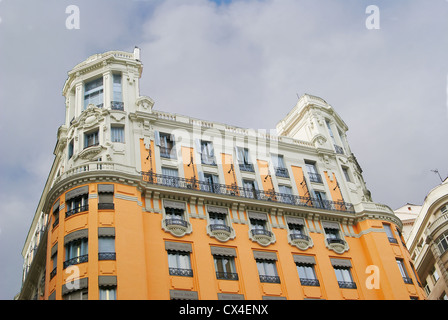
[136,96,154,113]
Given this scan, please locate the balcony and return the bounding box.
[259,275,281,283]
[275,167,289,178]
[334,144,345,155]
[403,277,413,285]
[290,233,310,241]
[308,172,323,183]
[63,254,88,269]
[210,224,231,233]
[300,278,320,287]
[98,252,116,261]
[111,101,124,111]
[165,218,188,228]
[142,171,354,214]
[169,268,193,277]
[338,281,357,289]
[98,203,114,210]
[239,163,254,172]
[160,147,176,159]
[66,205,89,218]
[428,214,448,236]
[216,272,239,281]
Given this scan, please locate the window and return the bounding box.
[383,224,398,244]
[84,129,99,149]
[442,205,448,215]
[98,236,115,261]
[431,266,440,284]
[278,185,294,204]
[202,173,220,193]
[66,194,88,218]
[84,77,103,109]
[64,238,88,269]
[50,251,57,279]
[68,140,74,159]
[52,205,60,229]
[396,259,413,284]
[272,154,289,178]
[423,281,431,296]
[209,212,228,230]
[333,266,356,289]
[326,119,344,154]
[342,166,351,182]
[296,263,319,286]
[436,231,448,255]
[156,132,176,159]
[161,167,179,187]
[198,140,216,165]
[289,223,307,241]
[168,251,193,277]
[99,287,117,300]
[323,222,345,247]
[250,219,271,237]
[111,73,123,110]
[236,147,253,172]
[326,119,336,144]
[313,190,329,209]
[111,126,124,143]
[165,207,185,221]
[243,179,259,199]
[305,161,322,183]
[63,289,88,300]
[214,256,238,280]
[256,260,280,283]
[98,184,114,210]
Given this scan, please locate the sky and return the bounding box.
[1,0,447,300]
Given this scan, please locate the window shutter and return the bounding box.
[154,131,160,146]
[195,139,202,154]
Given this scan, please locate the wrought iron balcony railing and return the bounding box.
[334,144,345,155]
[388,237,398,244]
[159,147,176,159]
[50,267,57,280]
[403,277,413,284]
[165,218,189,228]
[111,101,124,111]
[338,281,357,289]
[275,167,289,178]
[98,203,115,210]
[300,278,320,287]
[98,252,116,261]
[141,171,354,213]
[290,233,310,241]
[66,205,89,218]
[259,275,281,283]
[327,238,346,246]
[251,229,273,237]
[308,172,323,183]
[216,272,239,280]
[210,224,232,233]
[169,268,193,277]
[63,254,88,269]
[239,163,254,172]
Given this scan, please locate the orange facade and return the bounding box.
[45,166,426,300]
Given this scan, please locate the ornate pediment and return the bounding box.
[136,96,154,113]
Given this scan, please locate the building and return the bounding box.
[18,48,426,300]
[394,204,421,241]
[405,178,448,300]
